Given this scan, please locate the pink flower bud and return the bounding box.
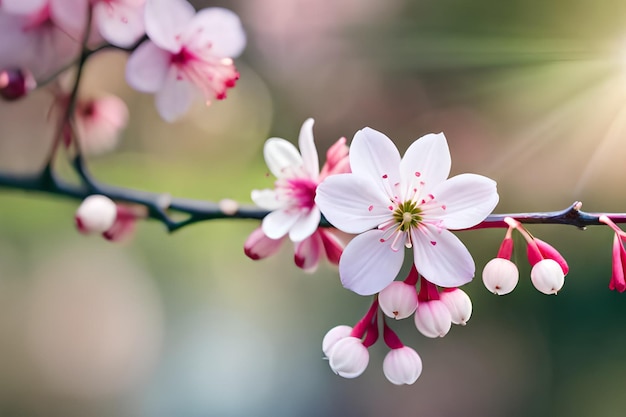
[439,288,472,325]
[378,281,418,320]
[382,346,423,385]
[482,258,519,295]
[243,227,284,261]
[533,238,569,275]
[0,68,35,101]
[327,337,369,378]
[530,259,565,295]
[321,325,352,357]
[75,195,117,234]
[414,300,452,338]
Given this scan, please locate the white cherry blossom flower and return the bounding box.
[315,128,499,295]
[92,0,146,48]
[125,0,245,122]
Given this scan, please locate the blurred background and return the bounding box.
[2,0,626,415]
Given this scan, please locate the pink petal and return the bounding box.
[315,173,391,234]
[244,227,284,260]
[2,0,46,14]
[185,7,246,58]
[349,127,401,196]
[320,137,350,179]
[339,229,405,296]
[319,229,344,265]
[610,234,626,292]
[144,0,194,52]
[297,118,319,179]
[288,208,320,242]
[411,227,475,288]
[399,132,451,194]
[534,238,569,275]
[294,233,322,272]
[155,69,195,122]
[50,0,89,38]
[263,138,303,179]
[93,1,145,48]
[125,40,170,92]
[428,173,499,230]
[261,209,301,240]
[251,189,283,211]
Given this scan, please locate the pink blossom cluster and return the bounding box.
[0,0,246,122]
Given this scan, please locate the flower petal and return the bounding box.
[2,0,46,14]
[319,229,344,265]
[263,138,303,179]
[125,40,170,92]
[251,189,283,210]
[339,229,405,296]
[399,133,451,194]
[289,208,320,242]
[155,70,195,122]
[428,173,499,230]
[294,232,322,272]
[315,173,391,234]
[411,227,475,287]
[298,118,319,179]
[244,227,284,260]
[349,127,401,196]
[185,7,246,58]
[144,0,194,51]
[261,209,300,240]
[93,1,145,48]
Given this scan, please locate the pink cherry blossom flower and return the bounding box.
[92,0,146,47]
[125,0,246,122]
[0,0,85,79]
[315,129,499,295]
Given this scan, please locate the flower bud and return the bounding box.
[378,281,418,320]
[414,300,452,338]
[327,337,369,378]
[75,195,117,234]
[439,288,472,325]
[321,325,352,357]
[531,259,565,295]
[382,346,423,385]
[0,68,36,101]
[482,258,519,295]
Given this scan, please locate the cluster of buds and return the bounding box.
[322,267,472,385]
[482,217,568,295]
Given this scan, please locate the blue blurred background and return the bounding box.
[2,0,626,416]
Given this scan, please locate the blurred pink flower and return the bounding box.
[74,94,129,155]
[125,0,245,122]
[0,0,86,79]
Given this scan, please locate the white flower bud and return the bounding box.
[382,346,423,385]
[378,281,418,320]
[482,258,519,295]
[321,325,352,357]
[414,300,452,338]
[531,259,565,295]
[75,195,117,234]
[327,337,369,379]
[439,288,472,325]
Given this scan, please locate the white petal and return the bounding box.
[125,41,170,92]
[315,174,391,234]
[145,0,194,51]
[263,138,303,179]
[349,128,401,196]
[185,7,246,58]
[155,70,195,122]
[339,230,405,296]
[251,189,283,210]
[261,209,300,240]
[298,118,319,179]
[411,227,475,288]
[400,133,451,193]
[294,232,322,272]
[429,173,499,230]
[93,1,145,48]
[289,208,320,242]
